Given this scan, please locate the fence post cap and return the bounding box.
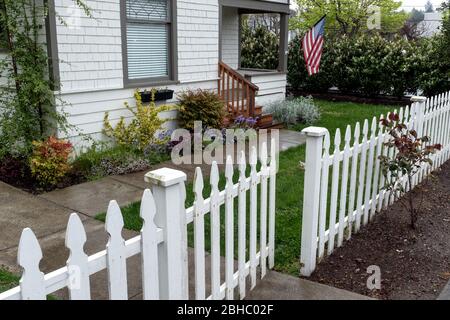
[145,168,187,187]
[301,127,328,137]
[410,96,427,103]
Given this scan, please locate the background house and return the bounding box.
[47,0,291,148]
[419,11,443,37]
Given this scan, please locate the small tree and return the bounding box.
[379,113,442,229]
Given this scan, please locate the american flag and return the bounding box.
[302,16,326,76]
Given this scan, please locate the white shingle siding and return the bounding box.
[221,6,239,69]
[55,0,123,93]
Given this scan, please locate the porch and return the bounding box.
[218,0,291,128]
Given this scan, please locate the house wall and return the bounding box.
[249,73,287,107]
[54,0,220,148]
[221,6,239,69]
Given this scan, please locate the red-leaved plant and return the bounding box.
[379,113,442,229]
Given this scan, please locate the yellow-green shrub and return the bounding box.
[30,136,73,187]
[103,90,174,151]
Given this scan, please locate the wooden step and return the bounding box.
[257,114,274,127]
[254,106,263,117]
[258,120,284,130]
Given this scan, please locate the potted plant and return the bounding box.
[139,88,174,103]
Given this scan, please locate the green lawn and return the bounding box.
[96,100,394,276]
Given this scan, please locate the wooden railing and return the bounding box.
[218,61,259,118]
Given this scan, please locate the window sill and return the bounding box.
[124,79,180,89]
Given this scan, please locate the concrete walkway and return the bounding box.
[0,129,369,300]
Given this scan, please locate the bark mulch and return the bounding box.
[308,161,450,300]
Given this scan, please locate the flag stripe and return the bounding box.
[302,16,325,76]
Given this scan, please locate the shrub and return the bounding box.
[177,89,225,131]
[103,90,173,151]
[29,136,73,188]
[287,34,333,93]
[379,113,442,229]
[288,33,449,97]
[241,24,279,70]
[266,97,320,126]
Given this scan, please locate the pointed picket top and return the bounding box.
[370,117,377,137]
[66,213,87,251]
[362,119,369,138]
[194,167,204,200]
[260,142,268,169]
[225,155,234,187]
[139,189,159,300]
[379,114,385,131]
[140,189,157,228]
[250,146,257,169]
[334,128,341,152]
[210,161,220,190]
[353,122,360,145]
[399,107,404,123]
[18,228,45,300]
[323,130,330,154]
[66,213,90,300]
[404,106,410,123]
[239,151,246,180]
[105,200,124,237]
[344,125,351,146]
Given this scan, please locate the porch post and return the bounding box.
[278,13,289,72]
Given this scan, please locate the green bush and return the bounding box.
[241,24,279,70]
[287,34,333,93]
[288,33,449,97]
[177,89,225,131]
[266,96,320,126]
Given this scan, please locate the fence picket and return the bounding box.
[318,132,330,259]
[363,118,377,225]
[268,138,277,269]
[237,151,247,299]
[140,189,159,300]
[209,162,221,300]
[249,147,258,289]
[259,142,269,278]
[370,116,384,219]
[193,168,206,300]
[18,228,45,300]
[66,213,90,300]
[327,129,341,255]
[337,126,351,247]
[377,114,388,213]
[225,156,235,300]
[355,120,369,231]
[105,200,128,300]
[347,123,360,240]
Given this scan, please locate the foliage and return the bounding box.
[177,89,225,131]
[287,34,333,93]
[379,113,442,229]
[230,115,259,129]
[103,90,173,151]
[240,21,279,70]
[291,0,408,36]
[288,32,450,97]
[0,267,19,293]
[29,136,73,188]
[0,0,90,159]
[266,96,320,126]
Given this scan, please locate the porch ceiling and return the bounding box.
[220,0,291,14]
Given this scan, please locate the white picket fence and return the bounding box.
[300,92,450,276]
[0,141,277,300]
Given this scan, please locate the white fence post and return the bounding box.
[145,168,188,300]
[410,96,427,187]
[300,127,328,277]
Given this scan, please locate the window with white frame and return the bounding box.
[123,0,174,84]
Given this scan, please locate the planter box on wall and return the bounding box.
[140,89,175,103]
